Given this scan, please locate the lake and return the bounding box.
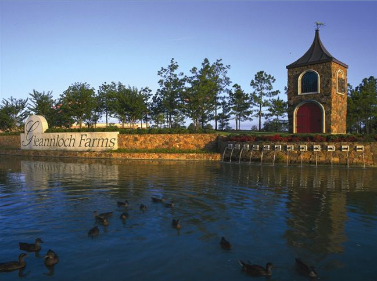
[0,155,376,280]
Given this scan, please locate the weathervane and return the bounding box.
[315,22,325,31]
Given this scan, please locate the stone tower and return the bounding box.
[286,29,348,134]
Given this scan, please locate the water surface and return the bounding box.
[0,156,376,280]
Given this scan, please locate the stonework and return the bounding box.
[287,61,347,134]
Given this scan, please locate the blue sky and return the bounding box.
[1,0,376,128]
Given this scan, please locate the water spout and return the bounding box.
[286,151,289,167]
[260,151,264,166]
[222,147,228,162]
[363,151,366,169]
[238,148,244,164]
[229,148,235,163]
[300,153,303,167]
[249,151,254,164]
[315,151,318,167]
[272,151,276,166]
[346,151,349,168]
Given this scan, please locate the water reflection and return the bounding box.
[0,156,376,280]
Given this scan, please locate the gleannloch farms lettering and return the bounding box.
[21,115,119,151]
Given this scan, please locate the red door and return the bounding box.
[296,103,322,133]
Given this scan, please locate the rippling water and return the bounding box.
[0,156,376,280]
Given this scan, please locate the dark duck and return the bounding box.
[151,196,165,203]
[0,253,27,272]
[172,219,181,229]
[117,200,129,207]
[88,226,100,237]
[19,238,43,252]
[120,212,129,220]
[295,258,318,278]
[44,249,59,266]
[220,237,232,250]
[140,204,147,211]
[164,201,175,208]
[238,260,274,276]
[93,211,113,218]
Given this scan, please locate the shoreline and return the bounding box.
[0,149,221,161]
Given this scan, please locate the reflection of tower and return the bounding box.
[283,167,348,256]
[286,28,348,134]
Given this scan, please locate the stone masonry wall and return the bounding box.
[118,134,219,151]
[287,61,347,134]
[331,63,348,134]
[219,140,377,167]
[0,134,220,152]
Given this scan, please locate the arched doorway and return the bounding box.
[295,102,323,133]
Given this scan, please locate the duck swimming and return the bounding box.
[151,196,165,203]
[95,216,109,226]
[117,200,129,207]
[172,219,181,229]
[238,260,274,276]
[0,253,27,272]
[93,211,113,218]
[19,238,43,252]
[88,226,100,237]
[140,204,147,211]
[120,212,129,220]
[164,201,175,208]
[44,249,59,266]
[220,237,232,250]
[295,258,317,278]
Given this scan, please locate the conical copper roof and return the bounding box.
[286,29,348,69]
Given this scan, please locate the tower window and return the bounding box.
[300,71,319,94]
[337,70,346,94]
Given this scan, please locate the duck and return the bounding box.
[164,201,175,208]
[140,204,147,211]
[120,212,129,220]
[0,253,27,272]
[117,200,129,207]
[151,196,165,203]
[295,258,317,278]
[238,260,274,276]
[44,249,59,266]
[88,226,100,237]
[172,219,181,229]
[19,238,43,252]
[220,237,232,250]
[95,216,109,226]
[93,211,113,218]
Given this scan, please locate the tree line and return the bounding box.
[0,58,286,132]
[0,58,375,134]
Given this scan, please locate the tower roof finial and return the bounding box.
[315,22,325,31]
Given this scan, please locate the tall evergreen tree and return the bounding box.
[228,84,251,130]
[183,58,230,130]
[347,76,377,133]
[250,71,280,131]
[265,96,287,132]
[217,97,231,130]
[155,58,185,128]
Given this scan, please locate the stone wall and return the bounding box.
[220,140,377,167]
[118,134,219,151]
[287,61,347,134]
[0,135,21,149]
[0,134,220,152]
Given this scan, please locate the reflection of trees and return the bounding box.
[220,164,376,259]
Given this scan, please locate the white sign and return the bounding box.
[21,115,119,151]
